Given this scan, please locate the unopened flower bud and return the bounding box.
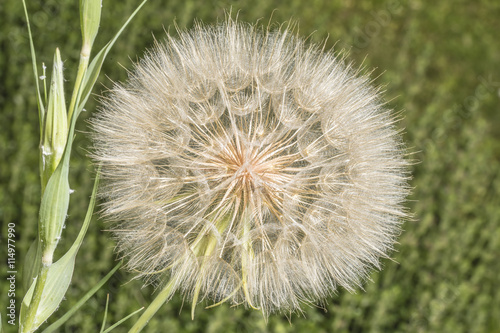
[41,48,67,190]
[80,0,101,55]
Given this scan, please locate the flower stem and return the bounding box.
[128,278,176,333]
[241,206,257,310]
[21,265,50,333]
[67,48,90,124]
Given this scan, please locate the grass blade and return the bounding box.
[100,294,110,333]
[21,0,45,132]
[102,307,144,333]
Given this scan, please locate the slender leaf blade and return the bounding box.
[100,294,110,333]
[21,0,45,132]
[101,307,144,333]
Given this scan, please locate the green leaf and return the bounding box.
[20,256,74,331]
[22,240,42,292]
[100,294,110,333]
[76,0,148,114]
[20,172,100,332]
[38,144,70,264]
[101,307,144,333]
[42,261,122,333]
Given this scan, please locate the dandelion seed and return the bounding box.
[91,19,410,316]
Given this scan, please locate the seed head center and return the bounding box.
[208,133,295,210]
[232,147,267,190]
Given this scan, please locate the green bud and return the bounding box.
[41,48,68,192]
[80,0,102,56]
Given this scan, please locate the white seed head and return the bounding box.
[91,19,410,316]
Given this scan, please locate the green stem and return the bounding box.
[240,207,257,309]
[128,279,176,333]
[67,47,90,124]
[21,265,50,333]
[130,210,235,331]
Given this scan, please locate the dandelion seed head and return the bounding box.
[91,19,410,315]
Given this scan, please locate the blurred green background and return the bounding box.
[1,0,499,332]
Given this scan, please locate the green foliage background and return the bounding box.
[1,0,499,332]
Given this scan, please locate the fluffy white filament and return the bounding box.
[91,19,409,316]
